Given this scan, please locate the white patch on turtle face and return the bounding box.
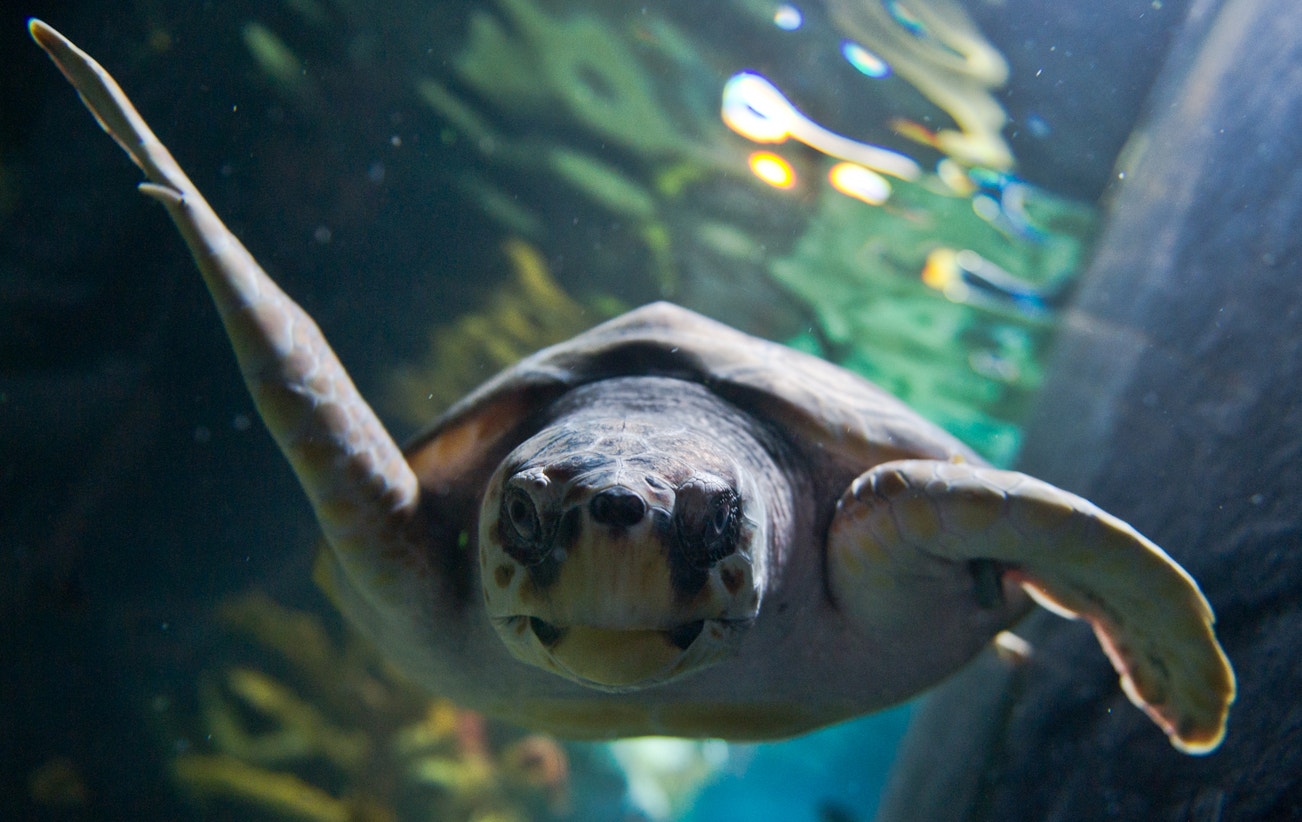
[478,417,768,691]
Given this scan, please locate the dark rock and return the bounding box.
[878,0,1302,818]
[968,0,1192,200]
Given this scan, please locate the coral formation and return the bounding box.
[168,590,585,821]
[173,754,370,822]
[769,165,1095,466]
[544,148,659,221]
[414,0,757,295]
[453,0,723,160]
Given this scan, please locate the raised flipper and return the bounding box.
[828,458,1235,754]
[29,21,429,605]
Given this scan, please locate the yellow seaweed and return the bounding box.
[218,592,336,685]
[173,754,366,822]
[200,668,370,769]
[168,590,577,821]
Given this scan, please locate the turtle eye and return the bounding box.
[710,497,733,535]
[675,485,741,568]
[505,488,539,540]
[499,486,546,564]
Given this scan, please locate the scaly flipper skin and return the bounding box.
[28,20,430,610]
[828,459,1236,754]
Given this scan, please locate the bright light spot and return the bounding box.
[773,4,803,30]
[994,630,1033,663]
[748,152,796,189]
[722,72,921,180]
[921,247,959,290]
[886,0,926,37]
[722,73,791,143]
[841,41,891,78]
[828,162,890,204]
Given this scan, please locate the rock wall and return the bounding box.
[877,0,1302,817]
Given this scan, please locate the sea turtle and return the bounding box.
[32,20,1234,753]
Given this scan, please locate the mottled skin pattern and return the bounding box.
[32,20,1235,752]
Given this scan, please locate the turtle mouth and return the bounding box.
[500,615,722,689]
[526,616,705,651]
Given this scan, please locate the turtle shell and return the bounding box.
[404,301,979,559]
[337,301,992,736]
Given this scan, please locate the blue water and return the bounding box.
[684,708,912,822]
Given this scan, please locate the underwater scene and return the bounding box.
[4,0,1300,819]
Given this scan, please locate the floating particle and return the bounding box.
[1026,113,1052,139]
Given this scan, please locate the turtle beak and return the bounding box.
[494,614,746,691]
[543,623,702,687]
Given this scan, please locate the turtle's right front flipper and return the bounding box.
[29,20,430,600]
[828,458,1236,755]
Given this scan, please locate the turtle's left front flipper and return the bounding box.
[29,20,430,604]
[828,459,1235,755]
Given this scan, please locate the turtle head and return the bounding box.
[478,387,771,691]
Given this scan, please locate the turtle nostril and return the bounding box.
[589,487,647,527]
[666,620,705,650]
